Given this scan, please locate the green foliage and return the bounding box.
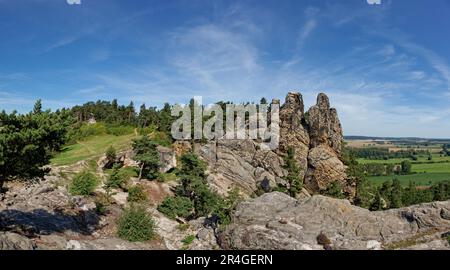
[177,223,190,231]
[132,135,160,180]
[0,102,68,187]
[149,131,173,147]
[158,152,240,225]
[181,235,196,245]
[401,160,412,174]
[138,125,157,136]
[212,187,242,226]
[66,122,108,143]
[323,181,345,199]
[69,171,98,196]
[104,145,117,169]
[94,193,112,215]
[117,206,156,242]
[370,192,383,211]
[282,147,303,197]
[127,185,148,203]
[389,179,403,208]
[354,177,375,208]
[157,196,193,219]
[349,147,428,160]
[106,165,129,189]
[105,125,134,136]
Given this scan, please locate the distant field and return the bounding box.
[412,162,450,173]
[51,133,138,166]
[368,173,450,187]
[357,155,450,165]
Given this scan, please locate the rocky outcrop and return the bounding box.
[97,146,176,174]
[278,92,310,180]
[196,140,285,196]
[195,91,349,196]
[304,93,348,195]
[220,192,450,250]
[157,146,177,173]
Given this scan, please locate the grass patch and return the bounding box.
[158,172,178,182]
[412,162,450,173]
[51,133,138,166]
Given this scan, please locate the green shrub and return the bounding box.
[127,185,148,203]
[106,166,128,189]
[117,206,156,242]
[322,181,345,199]
[149,131,172,147]
[69,171,98,196]
[181,234,195,245]
[157,196,193,219]
[94,193,112,215]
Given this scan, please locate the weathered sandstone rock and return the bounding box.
[220,192,450,250]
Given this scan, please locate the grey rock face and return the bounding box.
[305,93,349,195]
[220,192,450,250]
[157,146,177,173]
[196,139,285,195]
[278,92,310,180]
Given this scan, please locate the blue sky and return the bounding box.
[1,0,450,137]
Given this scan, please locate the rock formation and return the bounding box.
[304,93,348,194]
[197,91,351,196]
[219,192,450,250]
[196,140,285,195]
[278,92,310,180]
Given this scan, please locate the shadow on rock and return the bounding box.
[0,208,100,237]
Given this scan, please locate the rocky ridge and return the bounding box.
[220,192,450,250]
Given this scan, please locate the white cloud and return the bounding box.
[367,0,382,5]
[67,0,81,5]
[298,19,317,48]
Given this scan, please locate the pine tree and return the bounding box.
[389,179,403,208]
[283,147,303,197]
[132,135,160,180]
[370,191,383,211]
[33,99,42,114]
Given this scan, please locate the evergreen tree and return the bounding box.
[389,179,403,208]
[132,135,160,180]
[370,191,383,211]
[0,105,68,190]
[323,181,345,199]
[283,147,303,197]
[401,160,412,175]
[158,103,173,134]
[33,99,42,114]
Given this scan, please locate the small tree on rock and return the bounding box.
[132,135,160,180]
[283,147,303,197]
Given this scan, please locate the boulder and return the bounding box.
[157,146,177,173]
